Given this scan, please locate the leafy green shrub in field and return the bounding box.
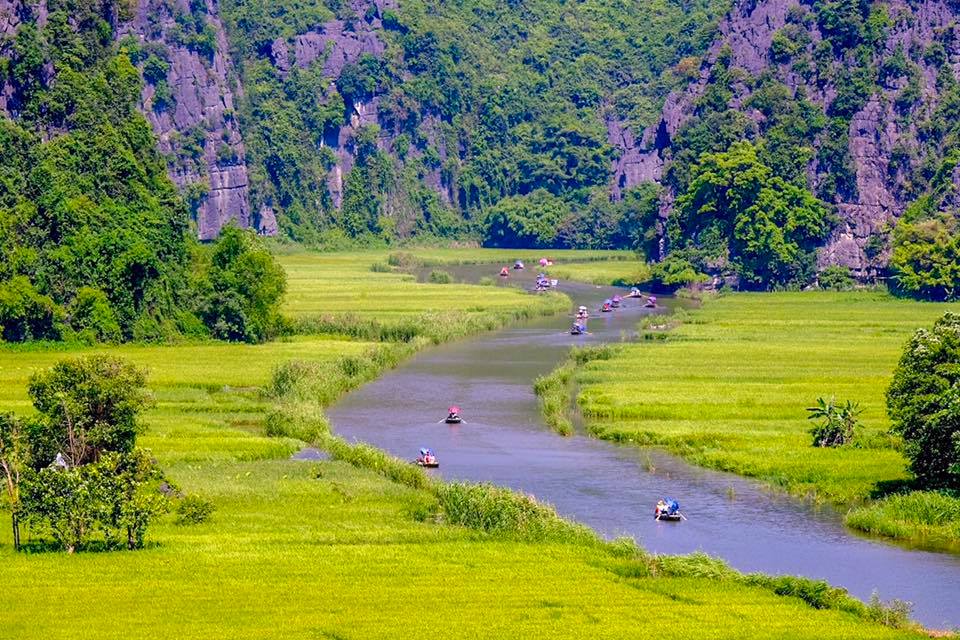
[806,397,862,447]
[887,312,960,488]
[818,265,856,291]
[649,253,710,290]
[427,269,453,284]
[370,261,392,273]
[478,276,495,286]
[175,495,216,525]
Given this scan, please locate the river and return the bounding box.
[327,269,960,628]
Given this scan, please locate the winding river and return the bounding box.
[327,270,960,628]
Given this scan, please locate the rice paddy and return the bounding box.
[0,257,937,638]
[574,291,958,505]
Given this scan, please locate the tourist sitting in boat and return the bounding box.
[576,305,589,320]
[571,322,586,335]
[611,295,622,308]
[513,260,525,270]
[416,448,439,467]
[600,300,613,312]
[655,498,683,520]
[445,406,462,423]
[499,267,509,277]
[645,295,657,308]
[628,287,642,298]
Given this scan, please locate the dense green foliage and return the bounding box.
[670,141,832,287]
[887,312,960,489]
[217,0,728,249]
[0,0,193,340]
[0,1,289,345]
[1,356,166,552]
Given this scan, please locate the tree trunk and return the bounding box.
[127,525,134,550]
[11,511,20,552]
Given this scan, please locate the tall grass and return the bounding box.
[535,345,622,436]
[845,492,960,548]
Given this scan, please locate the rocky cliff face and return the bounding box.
[614,0,960,275]
[121,0,270,240]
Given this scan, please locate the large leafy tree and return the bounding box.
[889,216,960,301]
[671,141,832,287]
[887,312,960,489]
[481,190,571,249]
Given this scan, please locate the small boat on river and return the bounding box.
[444,406,463,424]
[655,498,685,521]
[415,448,439,468]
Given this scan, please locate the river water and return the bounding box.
[327,269,960,628]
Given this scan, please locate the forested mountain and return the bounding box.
[3,0,960,293]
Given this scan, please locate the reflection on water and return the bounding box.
[328,268,960,628]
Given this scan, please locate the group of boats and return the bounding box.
[571,288,658,335]
[415,265,682,520]
[414,406,686,521]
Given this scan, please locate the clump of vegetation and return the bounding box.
[806,397,862,447]
[370,261,392,273]
[534,362,575,436]
[0,356,167,553]
[818,266,856,291]
[845,491,960,545]
[427,269,453,284]
[175,495,216,526]
[887,312,960,489]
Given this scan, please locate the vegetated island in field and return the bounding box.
[540,287,960,551]
[0,250,931,639]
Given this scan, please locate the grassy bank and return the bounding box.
[546,259,652,286]
[0,255,937,637]
[570,291,957,505]
[845,492,960,549]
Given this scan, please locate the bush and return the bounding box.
[428,269,453,284]
[817,265,855,291]
[175,494,215,525]
[806,397,862,447]
[370,261,392,273]
[68,287,122,342]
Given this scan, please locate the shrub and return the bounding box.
[370,261,392,273]
[0,276,63,342]
[428,269,453,284]
[887,312,960,488]
[806,397,862,447]
[175,494,215,525]
[68,287,122,342]
[818,265,855,291]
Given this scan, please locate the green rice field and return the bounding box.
[575,291,957,504]
[0,257,935,637]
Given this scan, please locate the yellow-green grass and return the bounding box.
[278,250,574,320]
[575,291,958,504]
[547,259,652,286]
[0,342,927,639]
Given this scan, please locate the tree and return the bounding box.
[482,190,571,248]
[14,355,168,552]
[671,141,832,287]
[27,355,149,467]
[889,216,960,301]
[0,413,28,550]
[201,226,287,342]
[887,312,960,488]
